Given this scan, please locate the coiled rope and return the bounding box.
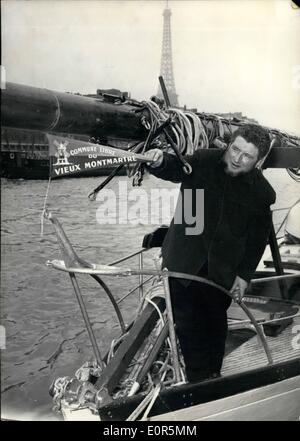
[142,100,209,155]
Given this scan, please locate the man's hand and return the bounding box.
[144,149,164,168]
[230,276,248,302]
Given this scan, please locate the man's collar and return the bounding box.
[239,168,256,184]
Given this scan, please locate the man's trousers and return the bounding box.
[169,275,232,383]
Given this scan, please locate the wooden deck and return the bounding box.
[223,315,300,376]
[147,316,300,421]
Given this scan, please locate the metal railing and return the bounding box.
[44,210,300,378]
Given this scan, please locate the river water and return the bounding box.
[1,169,299,420]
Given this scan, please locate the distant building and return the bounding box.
[216,112,258,123]
[85,89,130,102]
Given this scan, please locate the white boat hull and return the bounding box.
[149,375,300,421]
[60,375,300,421]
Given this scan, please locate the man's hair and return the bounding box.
[230,124,271,159]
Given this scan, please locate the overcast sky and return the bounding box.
[2,0,300,134]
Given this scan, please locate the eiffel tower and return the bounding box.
[157,1,179,107]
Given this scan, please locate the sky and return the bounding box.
[2,0,300,135]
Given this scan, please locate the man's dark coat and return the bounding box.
[150,149,276,290]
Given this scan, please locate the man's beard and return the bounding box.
[222,153,258,177]
[222,156,248,177]
[224,163,247,177]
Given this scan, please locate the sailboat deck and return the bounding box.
[223,315,300,376]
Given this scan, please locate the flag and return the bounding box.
[47,134,152,178]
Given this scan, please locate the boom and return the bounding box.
[2,81,300,169]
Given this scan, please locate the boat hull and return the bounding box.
[149,374,300,421]
[97,357,300,421]
[60,360,300,421]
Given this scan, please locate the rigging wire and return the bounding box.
[40,176,52,237]
[275,197,300,237]
[286,168,300,183]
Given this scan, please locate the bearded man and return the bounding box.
[145,124,276,383]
